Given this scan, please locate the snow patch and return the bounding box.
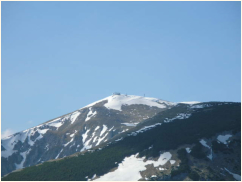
[164,113,191,123]
[63,138,74,147]
[129,123,162,136]
[190,104,212,109]
[81,136,93,152]
[47,118,64,129]
[82,129,90,143]
[94,126,100,131]
[121,123,138,127]
[108,126,114,131]
[93,136,98,143]
[37,129,49,135]
[70,130,78,138]
[224,168,241,181]
[186,147,191,153]
[100,125,108,137]
[170,160,176,165]
[96,132,109,146]
[217,134,232,145]
[200,139,213,160]
[200,139,210,149]
[115,137,123,142]
[95,152,172,181]
[15,150,29,169]
[85,108,97,122]
[70,111,81,124]
[55,149,63,159]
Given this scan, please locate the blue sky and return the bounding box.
[2,1,241,137]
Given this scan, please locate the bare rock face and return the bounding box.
[1,94,175,176]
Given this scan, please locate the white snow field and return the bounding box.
[104,95,174,111]
[179,101,201,104]
[95,152,172,181]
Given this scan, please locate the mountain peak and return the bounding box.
[81,94,175,112]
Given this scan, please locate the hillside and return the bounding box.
[1,94,174,176]
[2,102,241,181]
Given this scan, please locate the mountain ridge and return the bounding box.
[1,94,176,176]
[2,101,240,181]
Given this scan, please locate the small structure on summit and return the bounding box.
[113,92,121,95]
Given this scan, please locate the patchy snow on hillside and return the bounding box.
[121,123,138,126]
[82,129,90,143]
[224,168,241,181]
[186,147,191,153]
[95,152,172,181]
[129,123,162,136]
[2,131,30,158]
[70,130,78,138]
[104,95,173,111]
[70,111,81,124]
[164,113,191,123]
[47,118,64,129]
[55,149,63,159]
[100,125,108,137]
[2,127,51,159]
[190,104,212,109]
[85,108,97,122]
[81,138,92,151]
[115,137,123,142]
[200,139,210,149]
[15,150,29,169]
[63,138,74,147]
[94,126,100,131]
[200,139,213,160]
[96,132,109,146]
[37,129,49,135]
[217,134,232,145]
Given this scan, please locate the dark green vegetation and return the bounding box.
[171,148,190,178]
[190,142,208,159]
[2,102,240,181]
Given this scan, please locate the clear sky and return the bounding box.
[2,1,241,137]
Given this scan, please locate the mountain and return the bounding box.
[1,95,241,181]
[1,94,175,177]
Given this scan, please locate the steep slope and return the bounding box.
[2,102,240,181]
[1,94,175,176]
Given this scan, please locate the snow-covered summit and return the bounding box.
[179,101,201,105]
[81,94,175,112]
